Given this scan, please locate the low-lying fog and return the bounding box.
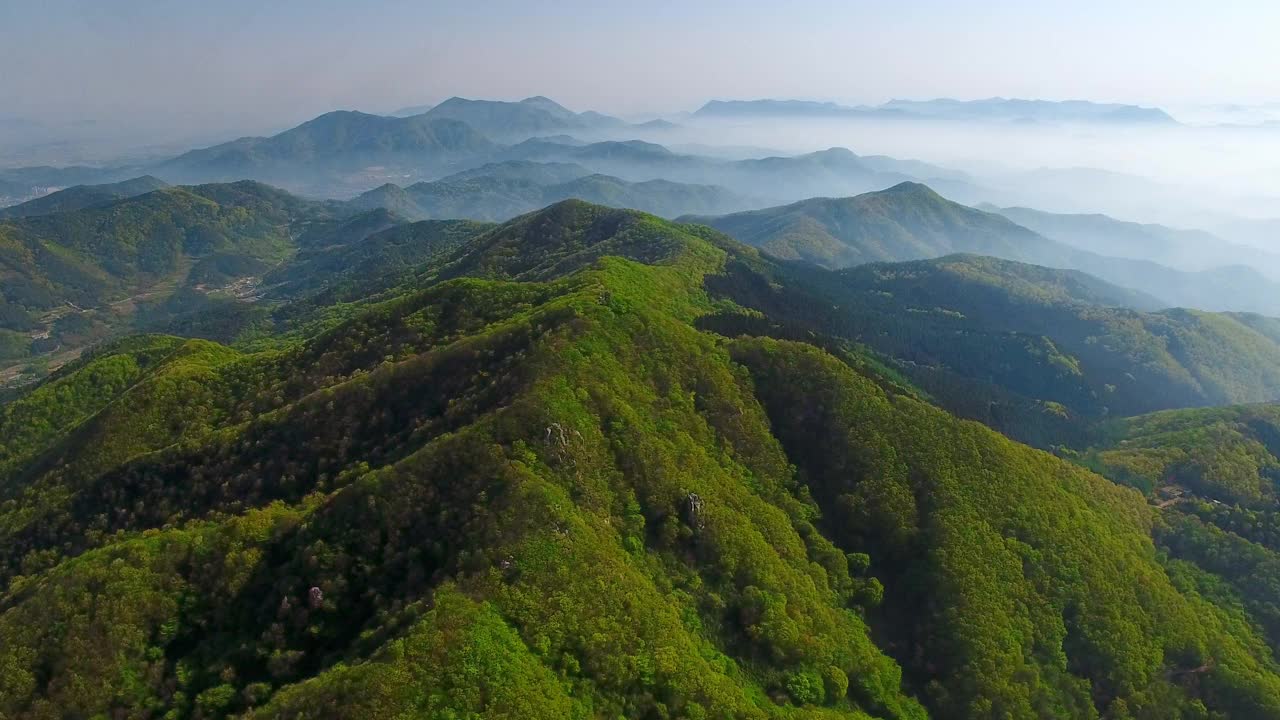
[2,106,1277,249]
[642,117,1280,237]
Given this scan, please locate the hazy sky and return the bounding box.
[1,0,1277,133]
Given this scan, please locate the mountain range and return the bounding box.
[984,204,1280,279]
[125,104,972,202]
[136,102,987,205]
[0,175,169,219]
[0,181,341,359]
[694,97,1178,124]
[155,111,496,193]
[9,82,1280,720]
[398,95,627,139]
[498,140,980,204]
[5,199,1280,718]
[346,161,757,221]
[11,68,1280,720]
[0,165,136,206]
[881,97,1178,124]
[690,182,1280,315]
[9,174,1280,384]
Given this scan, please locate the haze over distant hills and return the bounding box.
[391,96,628,139]
[0,165,139,207]
[498,139,981,204]
[155,111,496,193]
[881,98,1177,124]
[692,182,1280,316]
[984,203,1280,280]
[8,0,1280,709]
[0,175,169,219]
[1214,215,1280,251]
[4,93,1271,245]
[346,160,757,221]
[117,102,987,203]
[1,95,1274,369]
[694,97,1178,124]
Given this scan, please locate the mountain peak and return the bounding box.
[698,182,1036,269]
[519,95,574,114]
[810,147,859,159]
[876,180,942,198]
[439,199,696,282]
[301,109,382,124]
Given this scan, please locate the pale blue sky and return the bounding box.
[1,0,1276,130]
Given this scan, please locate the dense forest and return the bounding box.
[3,198,1280,718]
[699,252,1280,449]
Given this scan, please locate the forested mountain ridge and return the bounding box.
[687,182,1047,268]
[1082,402,1280,504]
[155,112,496,193]
[0,178,335,317]
[701,251,1280,447]
[0,175,169,219]
[0,166,137,208]
[10,176,1280,439]
[346,166,757,221]
[0,181,345,364]
[3,201,1280,718]
[501,143,980,205]
[410,95,627,139]
[0,182,314,321]
[695,182,1280,315]
[147,109,957,202]
[1075,401,1280,678]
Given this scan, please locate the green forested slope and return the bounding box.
[0,181,331,334]
[689,182,1042,269]
[264,217,493,301]
[1082,403,1280,505]
[157,112,495,182]
[1077,402,1280,698]
[2,201,1280,719]
[736,338,1280,718]
[0,176,170,220]
[347,170,754,222]
[695,183,1280,316]
[701,252,1280,447]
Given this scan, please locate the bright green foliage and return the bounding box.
[0,180,337,376]
[248,586,582,719]
[733,337,1280,719]
[1084,403,1280,505]
[1,182,301,304]
[2,200,1280,720]
[0,181,497,386]
[0,335,188,474]
[1081,402,1280,678]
